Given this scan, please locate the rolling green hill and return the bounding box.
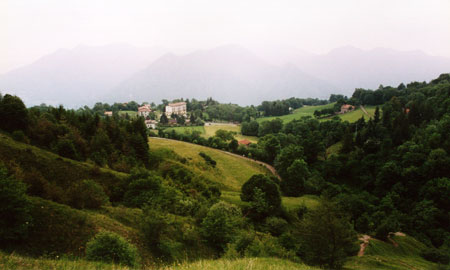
[344,235,437,270]
[256,103,376,123]
[149,137,271,191]
[164,124,258,143]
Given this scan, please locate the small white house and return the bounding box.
[145,119,157,129]
[138,105,151,117]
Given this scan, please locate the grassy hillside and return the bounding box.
[162,257,319,270]
[0,134,127,202]
[149,137,270,191]
[165,124,258,142]
[0,251,133,270]
[256,103,335,123]
[344,235,438,270]
[256,104,376,124]
[0,253,319,270]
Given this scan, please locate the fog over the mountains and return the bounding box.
[1,43,449,107]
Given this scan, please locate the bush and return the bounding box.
[0,165,32,241]
[85,231,138,267]
[241,174,281,221]
[67,180,109,209]
[123,174,162,208]
[421,247,450,264]
[11,130,29,143]
[201,201,242,251]
[265,217,288,236]
[199,152,216,167]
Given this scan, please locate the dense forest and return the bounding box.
[158,74,450,262]
[0,74,449,269]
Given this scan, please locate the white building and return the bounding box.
[145,119,157,129]
[138,105,151,117]
[165,102,187,116]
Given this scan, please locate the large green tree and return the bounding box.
[0,94,28,132]
[296,198,358,269]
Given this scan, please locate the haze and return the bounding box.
[2,0,450,74]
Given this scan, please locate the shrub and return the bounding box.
[0,165,32,241]
[201,201,242,251]
[199,152,216,167]
[67,179,109,209]
[11,130,29,143]
[241,174,281,221]
[421,247,450,264]
[85,231,138,267]
[123,174,162,208]
[265,217,288,236]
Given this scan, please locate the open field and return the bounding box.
[256,103,335,123]
[118,110,138,118]
[256,104,377,124]
[334,106,376,122]
[149,137,270,191]
[165,124,258,142]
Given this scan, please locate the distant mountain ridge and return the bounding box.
[111,45,334,105]
[0,43,168,107]
[1,43,449,107]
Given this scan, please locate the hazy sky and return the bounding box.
[2,0,450,74]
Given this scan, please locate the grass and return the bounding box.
[149,138,270,191]
[332,106,376,122]
[326,142,343,158]
[256,104,378,124]
[256,103,335,123]
[0,251,134,270]
[221,191,320,212]
[162,257,319,270]
[165,124,258,143]
[118,110,138,118]
[344,235,438,270]
[0,254,319,270]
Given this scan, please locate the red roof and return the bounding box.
[138,106,151,112]
[238,139,252,146]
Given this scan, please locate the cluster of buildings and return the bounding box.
[104,101,188,130]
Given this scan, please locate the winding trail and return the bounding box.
[151,137,281,180]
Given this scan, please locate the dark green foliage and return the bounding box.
[201,201,242,251]
[241,174,281,221]
[85,231,138,267]
[66,179,109,209]
[0,94,28,132]
[265,217,288,236]
[0,165,32,241]
[123,173,162,208]
[241,120,259,136]
[11,130,29,143]
[296,198,359,269]
[258,118,283,137]
[199,152,217,167]
[420,247,450,264]
[140,207,168,251]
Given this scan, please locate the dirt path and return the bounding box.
[151,137,281,180]
[358,235,371,256]
[387,232,406,247]
[360,105,371,118]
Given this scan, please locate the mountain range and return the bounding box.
[1,44,449,107]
